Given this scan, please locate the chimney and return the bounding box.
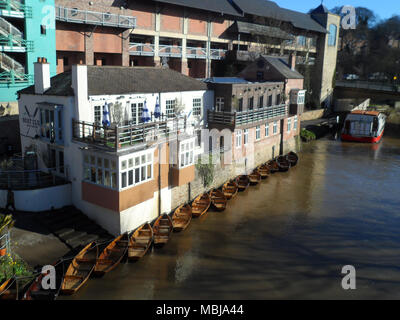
[289,52,297,71]
[34,57,51,94]
[72,64,88,116]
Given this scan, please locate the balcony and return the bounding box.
[159,44,182,58]
[56,6,136,29]
[207,104,287,129]
[0,0,32,18]
[0,35,33,52]
[72,115,188,152]
[129,43,155,56]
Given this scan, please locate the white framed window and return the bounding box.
[265,123,269,137]
[256,126,260,140]
[236,129,242,148]
[120,150,153,190]
[243,129,249,145]
[94,105,102,124]
[39,106,63,144]
[287,118,292,132]
[83,154,117,190]
[193,98,202,117]
[294,116,298,130]
[297,91,305,104]
[216,97,224,111]
[179,139,195,168]
[131,102,144,124]
[273,121,278,134]
[166,99,176,118]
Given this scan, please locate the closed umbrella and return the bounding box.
[141,100,151,123]
[154,96,161,119]
[102,102,111,127]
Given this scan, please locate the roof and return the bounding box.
[19,66,208,97]
[154,0,242,16]
[235,21,294,40]
[204,77,249,84]
[310,4,330,15]
[262,55,304,79]
[280,8,328,33]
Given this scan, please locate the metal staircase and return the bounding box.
[0,0,32,18]
[0,51,28,82]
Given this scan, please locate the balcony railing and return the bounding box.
[0,35,33,52]
[0,70,32,84]
[208,104,287,128]
[72,115,188,151]
[56,6,136,29]
[0,0,32,18]
[129,42,227,60]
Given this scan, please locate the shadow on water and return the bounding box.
[62,137,400,300]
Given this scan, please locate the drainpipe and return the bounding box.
[158,143,161,217]
[279,118,284,156]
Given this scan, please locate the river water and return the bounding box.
[63,135,400,300]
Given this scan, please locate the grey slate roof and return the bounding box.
[310,4,330,14]
[262,55,304,79]
[154,0,242,16]
[280,8,328,33]
[235,21,294,40]
[19,66,208,97]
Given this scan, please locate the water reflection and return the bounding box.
[62,137,400,300]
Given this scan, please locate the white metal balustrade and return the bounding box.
[129,43,155,56]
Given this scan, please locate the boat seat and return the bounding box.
[64,275,84,280]
[75,258,96,264]
[96,259,114,265]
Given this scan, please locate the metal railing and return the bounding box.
[0,52,24,73]
[210,48,227,60]
[72,115,188,151]
[56,6,136,28]
[129,42,155,56]
[336,80,400,93]
[207,104,287,127]
[0,232,10,259]
[186,46,206,59]
[0,35,33,52]
[0,0,32,17]
[159,44,182,58]
[0,167,67,190]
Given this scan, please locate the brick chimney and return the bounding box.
[34,57,51,94]
[289,52,297,71]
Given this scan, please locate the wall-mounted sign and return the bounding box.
[22,106,40,137]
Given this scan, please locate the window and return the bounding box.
[131,102,144,124]
[40,107,63,143]
[216,97,224,111]
[276,94,281,105]
[268,95,272,107]
[238,98,243,112]
[236,130,242,148]
[287,118,292,132]
[297,91,306,104]
[273,121,277,134]
[94,105,102,124]
[63,57,69,66]
[248,97,254,110]
[259,96,264,108]
[256,126,260,140]
[40,25,46,35]
[243,129,249,145]
[328,24,337,46]
[196,130,201,147]
[84,155,117,189]
[297,36,306,46]
[294,116,298,130]
[166,100,176,118]
[120,151,153,189]
[265,123,269,137]
[179,140,195,168]
[193,98,202,116]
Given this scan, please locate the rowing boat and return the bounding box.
[236,175,250,191]
[60,242,98,295]
[153,214,173,246]
[172,204,192,232]
[257,164,270,179]
[128,223,153,261]
[276,155,290,172]
[286,151,299,166]
[222,180,238,200]
[266,160,279,173]
[0,278,17,300]
[209,189,227,211]
[191,193,211,217]
[249,170,261,185]
[93,233,129,276]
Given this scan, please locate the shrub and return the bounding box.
[300,129,316,142]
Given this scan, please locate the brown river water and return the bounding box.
[62,135,400,300]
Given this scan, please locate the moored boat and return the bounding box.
[128,223,153,261]
[191,193,211,217]
[0,278,17,300]
[276,156,290,172]
[257,164,270,179]
[153,214,173,246]
[172,204,192,232]
[93,233,129,276]
[341,110,386,143]
[60,242,98,295]
[249,170,261,185]
[266,159,279,173]
[286,151,299,167]
[222,180,238,200]
[209,189,227,211]
[236,175,250,191]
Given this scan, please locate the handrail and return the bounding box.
[336,80,400,92]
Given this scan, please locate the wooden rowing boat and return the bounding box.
[0,278,17,300]
[257,164,270,179]
[266,160,279,173]
[128,223,153,261]
[191,193,211,217]
[236,175,250,191]
[276,155,290,172]
[172,204,192,232]
[286,151,299,166]
[153,214,173,246]
[60,242,98,295]
[93,233,129,276]
[249,170,261,185]
[209,189,227,211]
[222,180,238,200]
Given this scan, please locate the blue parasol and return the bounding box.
[102,102,111,127]
[154,96,161,118]
[141,100,151,123]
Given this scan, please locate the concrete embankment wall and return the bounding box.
[300,109,325,121]
[0,183,72,212]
